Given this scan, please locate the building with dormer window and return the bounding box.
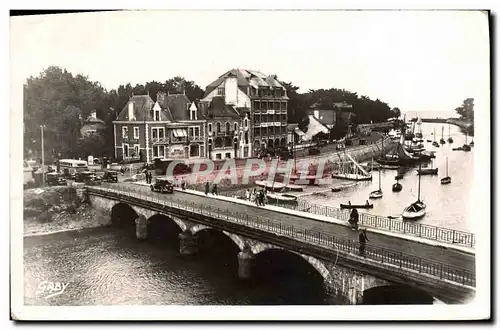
[113,92,205,162]
[201,69,289,157]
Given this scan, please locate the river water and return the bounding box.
[299,122,474,232]
[24,226,338,306]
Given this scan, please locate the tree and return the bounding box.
[391,107,401,119]
[455,98,474,121]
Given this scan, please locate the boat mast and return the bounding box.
[433,128,436,142]
[448,124,451,137]
[441,126,444,139]
[378,166,381,191]
[417,163,422,201]
[446,157,448,177]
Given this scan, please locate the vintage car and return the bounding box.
[150,178,174,194]
[74,171,101,184]
[101,170,118,183]
[46,172,67,186]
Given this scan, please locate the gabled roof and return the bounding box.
[116,95,156,121]
[308,109,336,127]
[203,69,286,98]
[206,96,240,118]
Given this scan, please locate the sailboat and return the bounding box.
[417,159,438,175]
[415,117,423,138]
[392,179,403,192]
[447,124,454,143]
[440,157,451,185]
[369,168,383,199]
[332,153,372,181]
[402,163,426,220]
[432,128,440,147]
[439,126,446,144]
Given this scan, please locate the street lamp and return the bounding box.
[40,125,46,186]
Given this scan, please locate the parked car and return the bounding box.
[46,172,67,186]
[74,171,101,184]
[150,178,174,194]
[101,170,118,183]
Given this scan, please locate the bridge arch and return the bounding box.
[190,225,246,251]
[150,213,188,232]
[147,213,185,245]
[111,202,138,228]
[251,243,333,283]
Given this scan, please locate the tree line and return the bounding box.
[23,66,398,161]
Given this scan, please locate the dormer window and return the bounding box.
[190,109,197,120]
[122,127,128,139]
[217,87,225,96]
[244,118,248,128]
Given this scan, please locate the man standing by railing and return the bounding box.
[359,228,369,257]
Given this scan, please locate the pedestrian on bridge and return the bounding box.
[359,229,369,257]
[205,182,209,195]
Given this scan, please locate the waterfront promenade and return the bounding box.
[110,182,475,273]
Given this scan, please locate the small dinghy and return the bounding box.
[255,180,285,191]
[394,174,404,180]
[439,126,446,144]
[392,181,403,192]
[340,202,374,209]
[440,157,451,185]
[380,164,399,170]
[402,200,426,220]
[402,164,426,220]
[369,169,383,199]
[266,192,298,204]
[426,139,432,142]
[417,160,438,175]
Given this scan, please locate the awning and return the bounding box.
[173,129,187,138]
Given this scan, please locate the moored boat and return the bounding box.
[402,163,426,220]
[255,180,286,191]
[392,181,403,192]
[340,202,374,209]
[369,168,383,199]
[440,157,451,185]
[439,126,446,144]
[266,192,298,204]
[447,124,453,143]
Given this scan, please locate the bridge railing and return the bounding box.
[88,185,476,288]
[182,186,475,248]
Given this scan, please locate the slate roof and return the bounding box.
[203,69,286,98]
[206,96,240,119]
[159,93,192,121]
[308,109,336,127]
[116,95,157,121]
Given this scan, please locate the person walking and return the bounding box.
[205,182,210,195]
[349,208,359,230]
[358,229,369,257]
[212,184,218,196]
[245,189,250,201]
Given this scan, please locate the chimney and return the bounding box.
[157,91,166,106]
[128,102,134,120]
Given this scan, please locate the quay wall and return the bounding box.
[176,137,396,188]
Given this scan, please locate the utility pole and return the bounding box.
[40,125,45,186]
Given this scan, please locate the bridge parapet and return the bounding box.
[86,186,476,303]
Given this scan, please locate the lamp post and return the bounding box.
[40,125,45,186]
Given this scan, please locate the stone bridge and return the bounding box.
[87,187,475,304]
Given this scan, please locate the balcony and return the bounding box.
[214,130,235,137]
[171,137,188,144]
[122,137,140,144]
[151,137,168,144]
[188,135,204,142]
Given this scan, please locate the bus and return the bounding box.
[59,159,89,177]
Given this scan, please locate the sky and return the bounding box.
[10,10,490,113]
